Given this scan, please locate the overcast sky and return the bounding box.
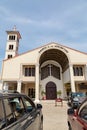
[0,0,87,70]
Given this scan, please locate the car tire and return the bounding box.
[69,124,72,130]
[40,120,43,130]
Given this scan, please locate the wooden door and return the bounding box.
[46,82,57,100]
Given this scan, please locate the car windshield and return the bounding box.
[72,92,86,97]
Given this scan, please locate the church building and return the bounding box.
[0,27,87,101]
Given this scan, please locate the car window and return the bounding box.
[0,98,15,129]
[9,97,26,120]
[0,99,6,129]
[23,96,35,112]
[0,99,4,120]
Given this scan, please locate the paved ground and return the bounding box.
[41,100,68,130]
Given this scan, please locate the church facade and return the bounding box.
[0,28,87,101]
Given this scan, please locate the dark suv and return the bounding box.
[0,91,43,130]
[68,92,86,109]
[67,98,87,130]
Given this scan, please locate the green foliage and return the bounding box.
[57,90,62,98]
[41,90,46,96]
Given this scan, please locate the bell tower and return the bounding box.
[5,26,21,59]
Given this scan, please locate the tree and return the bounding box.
[57,90,62,98]
[41,90,46,100]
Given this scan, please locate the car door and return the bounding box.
[22,96,41,130]
[68,100,87,130]
[68,114,78,130]
[2,96,34,130]
[76,101,87,130]
[0,98,7,130]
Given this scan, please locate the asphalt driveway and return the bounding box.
[41,100,68,130]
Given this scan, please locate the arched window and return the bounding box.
[8,55,12,59]
[79,67,83,76]
[9,35,15,40]
[9,45,14,50]
[73,66,83,76]
[41,64,61,80]
[23,65,35,77]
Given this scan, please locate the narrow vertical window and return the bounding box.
[9,35,15,40]
[79,67,83,76]
[9,45,14,50]
[32,68,35,76]
[8,55,12,59]
[24,66,35,77]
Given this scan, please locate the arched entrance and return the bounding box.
[39,46,69,98]
[46,81,57,100]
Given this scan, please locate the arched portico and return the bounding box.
[39,47,71,99]
[39,48,69,72]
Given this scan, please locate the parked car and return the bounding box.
[0,90,43,130]
[67,98,87,130]
[68,92,86,109]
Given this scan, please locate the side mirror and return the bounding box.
[37,104,42,109]
[67,108,74,115]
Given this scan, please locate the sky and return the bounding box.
[0,0,87,71]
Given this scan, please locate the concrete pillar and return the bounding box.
[35,64,40,103]
[17,80,22,93]
[3,82,8,90]
[69,64,75,92]
[0,80,3,90]
[85,64,87,80]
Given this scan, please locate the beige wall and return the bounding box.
[2,43,87,81]
[1,48,39,80]
[64,46,87,64]
[1,42,87,98]
[63,68,70,83]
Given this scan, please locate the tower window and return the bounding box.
[8,55,12,59]
[9,45,14,50]
[9,35,15,40]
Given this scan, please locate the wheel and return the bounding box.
[40,121,43,130]
[40,116,43,130]
[68,124,72,130]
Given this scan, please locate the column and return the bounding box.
[35,64,40,103]
[17,80,22,93]
[69,64,75,92]
[0,80,3,90]
[3,82,8,90]
[85,64,87,80]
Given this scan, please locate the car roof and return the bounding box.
[0,90,25,98]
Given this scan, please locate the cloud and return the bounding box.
[0,0,87,52]
[6,16,33,24]
[0,6,10,16]
[5,14,65,32]
[0,5,33,24]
